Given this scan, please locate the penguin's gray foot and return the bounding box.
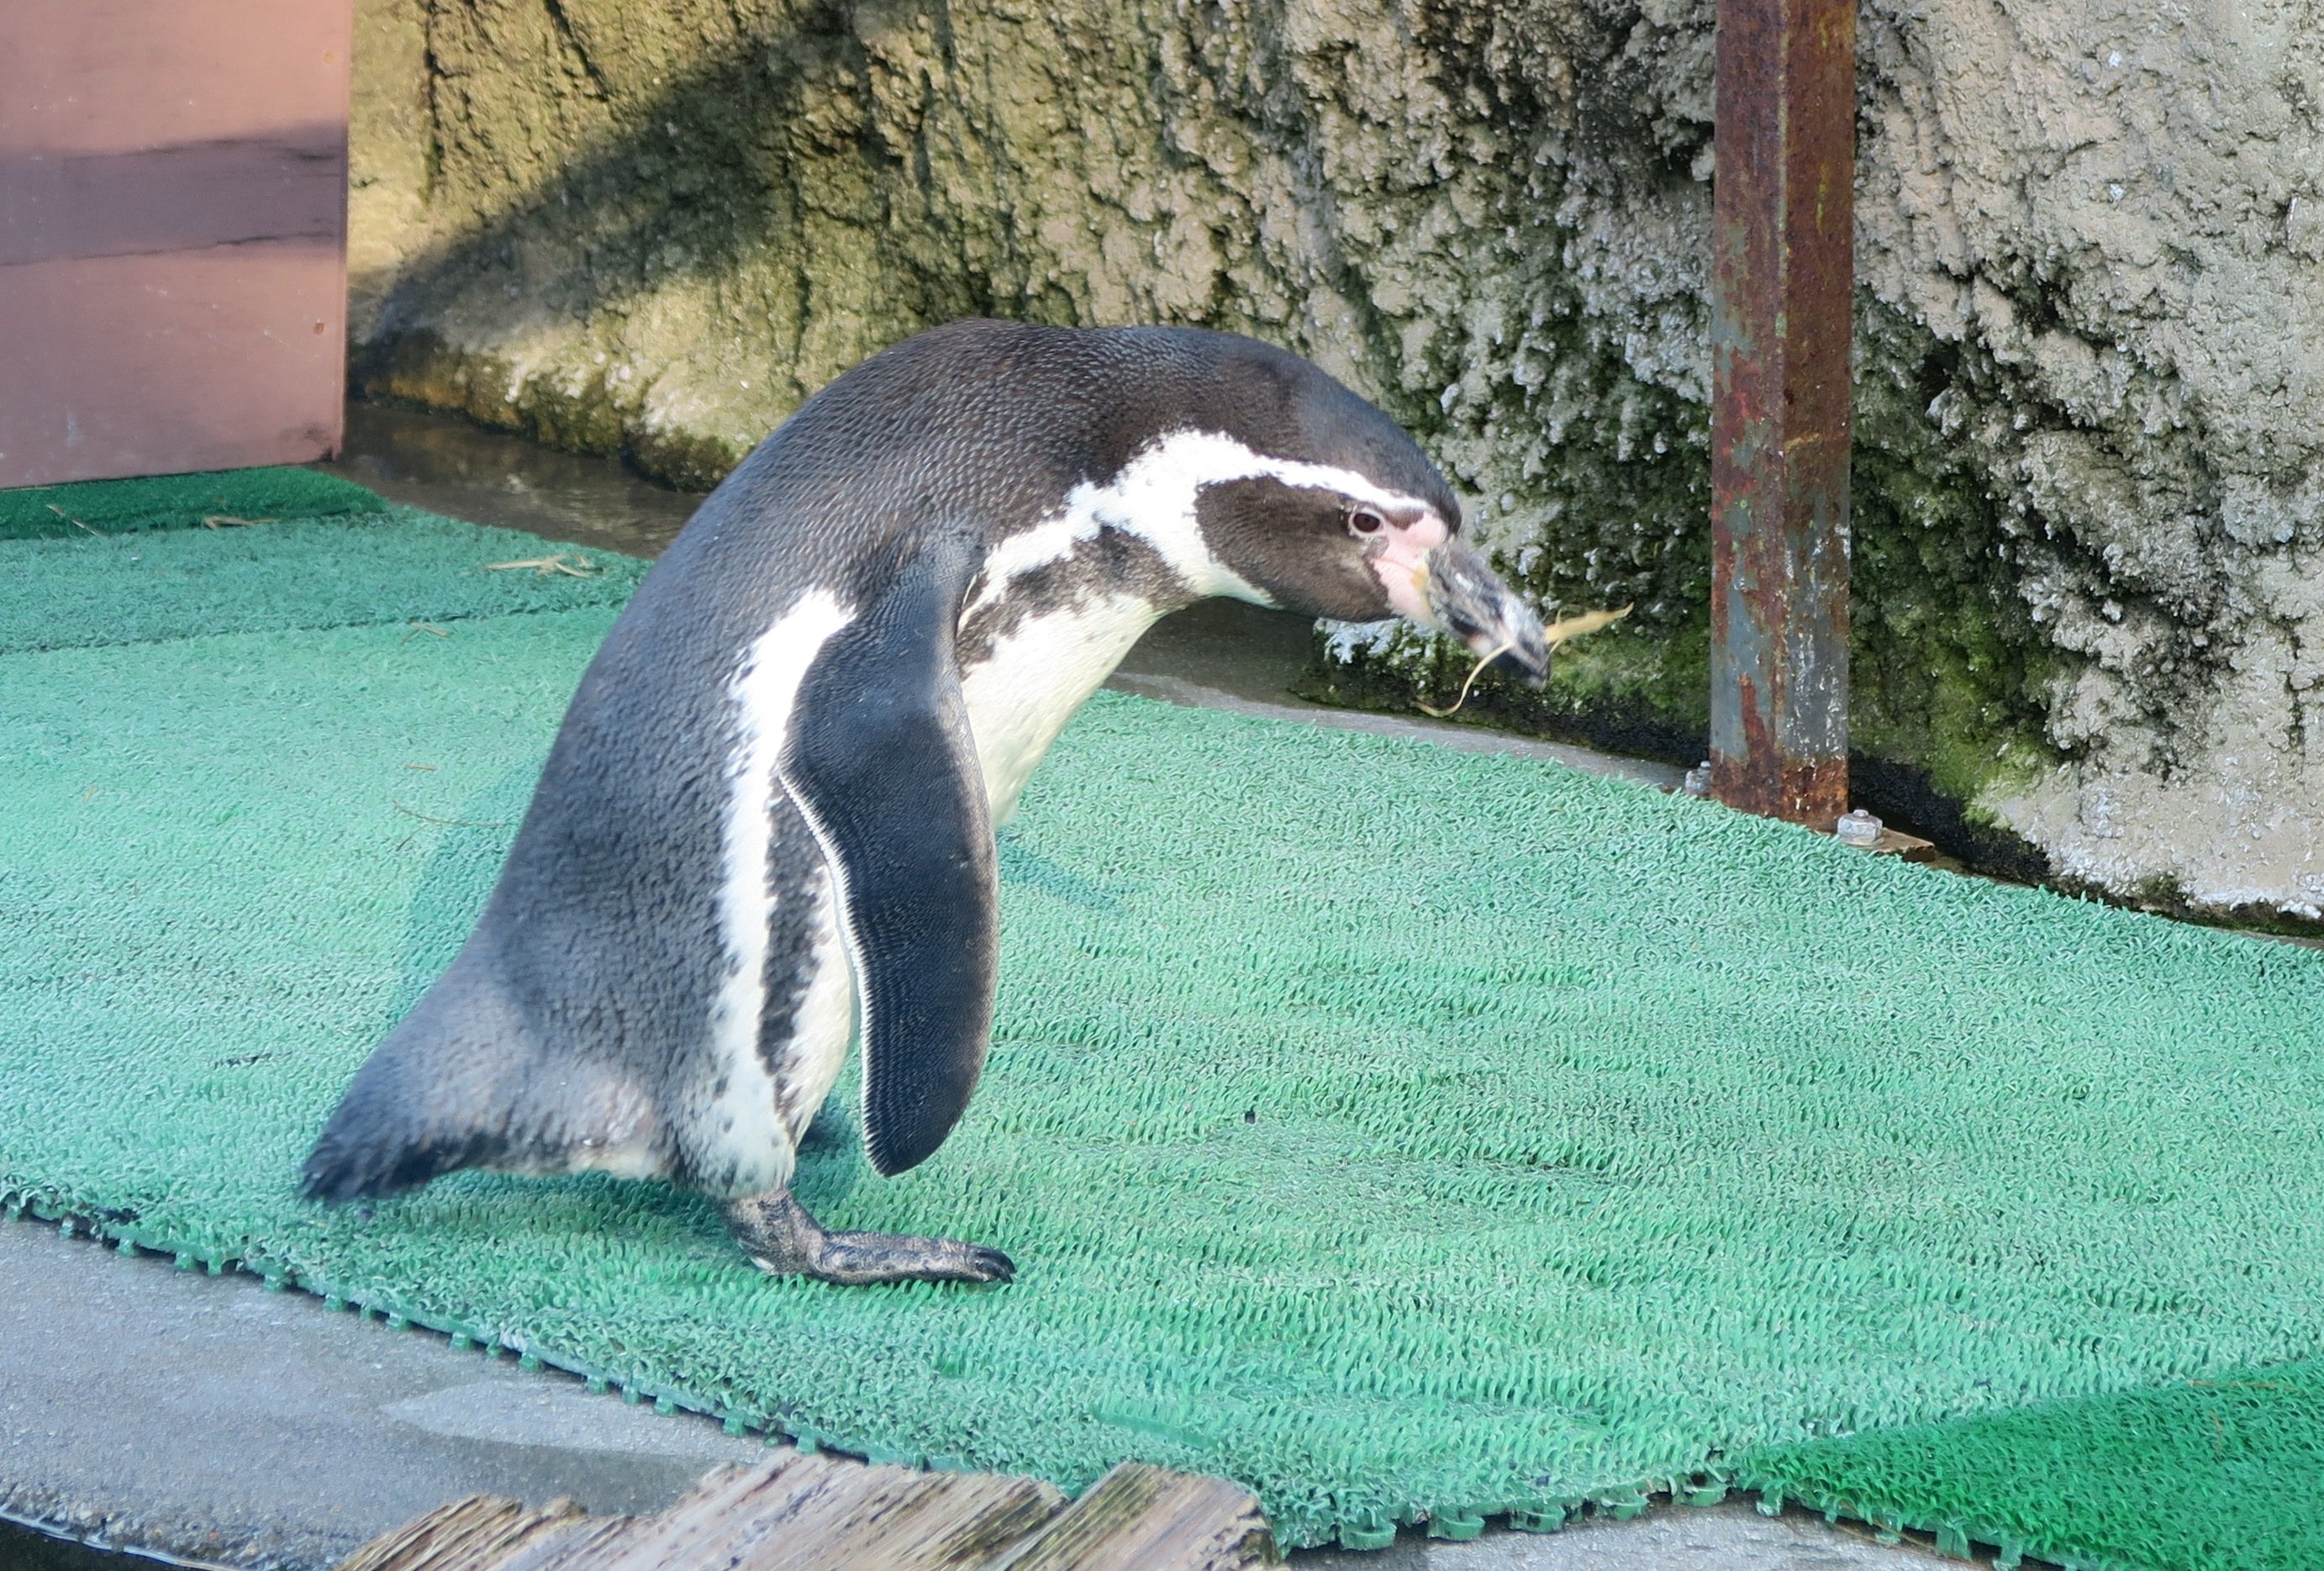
[721,1190,1014,1286]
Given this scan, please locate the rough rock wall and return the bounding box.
[347,0,2324,922]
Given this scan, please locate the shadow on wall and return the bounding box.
[357,10,1083,484]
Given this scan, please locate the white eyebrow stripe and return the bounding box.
[960,429,1441,619]
[1080,430,1434,604]
[1133,429,1432,514]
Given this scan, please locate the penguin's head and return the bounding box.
[1113,335,1552,684]
[1191,463,1551,686]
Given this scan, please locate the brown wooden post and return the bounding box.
[0,2,351,489]
[1707,0,1856,827]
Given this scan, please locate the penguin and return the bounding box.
[303,320,1551,1284]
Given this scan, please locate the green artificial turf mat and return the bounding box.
[1735,1359,2324,1571]
[5,517,2324,1563]
[0,467,386,540]
[0,509,644,656]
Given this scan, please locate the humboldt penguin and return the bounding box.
[303,320,1551,1284]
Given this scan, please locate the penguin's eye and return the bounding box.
[1346,507,1387,536]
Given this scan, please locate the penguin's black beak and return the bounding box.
[1423,539,1552,686]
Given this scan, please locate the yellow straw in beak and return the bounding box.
[1541,604,1634,646]
[1417,604,1631,720]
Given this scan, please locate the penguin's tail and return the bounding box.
[299,1068,504,1201]
[300,946,536,1203]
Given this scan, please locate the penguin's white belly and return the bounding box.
[694,851,855,1195]
[772,873,856,1140]
[959,592,1161,824]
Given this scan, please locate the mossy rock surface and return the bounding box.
[346,0,2324,919]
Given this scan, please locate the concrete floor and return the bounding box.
[0,406,1954,1567]
[0,1218,758,1568]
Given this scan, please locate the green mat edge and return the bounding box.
[14,1177,2274,1565]
[1727,1459,2083,1570]
[1725,1479,2154,1569]
[1730,1361,2324,1571]
[1723,1471,2126,1571]
[3,1188,760,1439]
[29,1152,2285,1568]
[0,467,388,540]
[0,1180,1677,1547]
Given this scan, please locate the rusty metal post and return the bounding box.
[1708,0,1856,826]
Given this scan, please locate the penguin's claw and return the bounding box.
[723,1190,1014,1286]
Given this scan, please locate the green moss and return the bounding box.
[1846,308,2058,815]
[356,329,752,488]
[626,425,752,493]
[1294,616,1711,766]
[1309,301,2061,858]
[2088,869,2324,940]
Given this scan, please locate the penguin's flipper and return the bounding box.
[780,529,999,1178]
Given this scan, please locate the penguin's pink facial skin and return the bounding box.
[1182,456,1549,684]
[1357,508,1448,622]
[1348,506,1551,685]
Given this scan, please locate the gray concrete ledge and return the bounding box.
[0,1219,760,1569]
[1104,672,1688,792]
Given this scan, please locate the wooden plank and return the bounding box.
[563,1461,779,1571]
[589,1451,1065,1571]
[1867,825,1937,862]
[1,245,348,484]
[0,125,343,269]
[990,1463,1274,1571]
[334,1455,1264,1571]
[491,1516,651,1571]
[0,1,350,488]
[765,1465,1064,1569]
[332,1493,583,1571]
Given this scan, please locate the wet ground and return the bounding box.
[316,401,702,558]
[319,400,1688,788]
